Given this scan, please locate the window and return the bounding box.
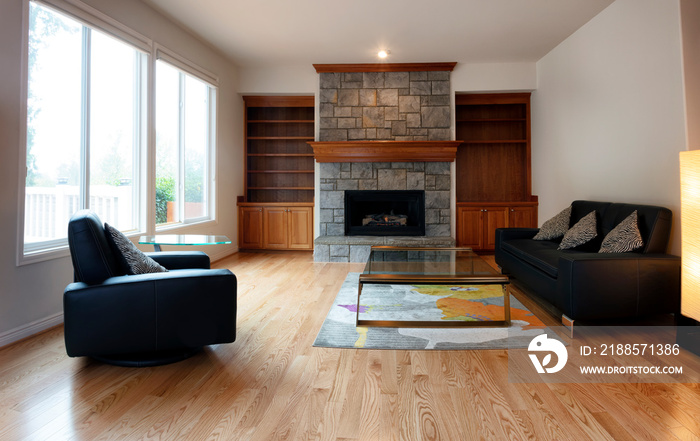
[23,1,145,255]
[20,0,219,262]
[155,58,216,226]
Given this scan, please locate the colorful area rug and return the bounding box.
[313,273,548,350]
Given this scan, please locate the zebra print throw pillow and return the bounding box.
[104,223,168,275]
[599,210,644,253]
[558,210,597,250]
[533,205,571,240]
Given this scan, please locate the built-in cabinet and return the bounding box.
[457,203,537,250]
[263,205,313,250]
[238,206,264,249]
[238,204,313,250]
[455,93,538,251]
[238,96,314,250]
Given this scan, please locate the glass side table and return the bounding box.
[139,234,231,252]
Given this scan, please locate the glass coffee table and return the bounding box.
[357,247,510,328]
[139,234,231,252]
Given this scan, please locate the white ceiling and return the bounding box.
[141,0,615,68]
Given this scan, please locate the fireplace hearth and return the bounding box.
[345,190,425,236]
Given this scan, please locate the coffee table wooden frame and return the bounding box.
[357,247,511,328]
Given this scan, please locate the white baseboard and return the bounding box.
[0,312,64,349]
[210,247,238,263]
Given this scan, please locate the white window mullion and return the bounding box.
[80,25,90,210]
[131,50,143,230]
[206,88,215,218]
[178,72,186,223]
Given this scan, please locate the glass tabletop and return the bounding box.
[361,247,506,281]
[139,234,231,246]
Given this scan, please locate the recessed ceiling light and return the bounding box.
[377,50,389,59]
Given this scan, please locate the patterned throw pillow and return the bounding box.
[599,210,644,253]
[104,223,168,274]
[558,211,597,250]
[533,205,571,240]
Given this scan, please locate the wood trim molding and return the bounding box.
[308,141,462,163]
[455,92,530,105]
[242,95,314,107]
[237,201,314,207]
[312,62,457,73]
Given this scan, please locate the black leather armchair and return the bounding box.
[64,210,237,366]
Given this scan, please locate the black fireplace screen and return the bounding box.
[344,190,425,236]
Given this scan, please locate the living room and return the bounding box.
[1,0,699,439]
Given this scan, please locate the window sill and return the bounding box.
[18,245,72,266]
[155,218,218,234]
[18,229,147,267]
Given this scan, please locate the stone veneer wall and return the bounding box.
[319,71,451,141]
[315,70,455,262]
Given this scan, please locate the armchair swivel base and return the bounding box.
[90,347,202,368]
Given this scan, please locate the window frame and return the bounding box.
[153,46,218,232]
[16,0,219,265]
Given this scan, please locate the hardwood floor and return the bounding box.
[1,251,700,440]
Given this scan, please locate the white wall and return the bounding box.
[238,64,318,95]
[451,62,537,93]
[0,0,243,345]
[532,0,686,254]
[238,61,537,95]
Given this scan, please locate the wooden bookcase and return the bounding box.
[455,93,538,251]
[243,95,315,203]
[239,96,314,250]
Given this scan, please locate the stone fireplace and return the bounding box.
[311,64,459,262]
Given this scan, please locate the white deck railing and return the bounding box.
[24,185,133,243]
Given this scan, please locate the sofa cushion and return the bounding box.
[599,210,644,253]
[501,239,561,278]
[533,205,571,240]
[558,211,597,250]
[571,200,672,253]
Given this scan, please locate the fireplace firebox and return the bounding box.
[344,190,425,236]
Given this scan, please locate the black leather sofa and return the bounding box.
[64,210,237,366]
[495,200,680,322]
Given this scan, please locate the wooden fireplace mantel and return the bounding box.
[308,141,462,163]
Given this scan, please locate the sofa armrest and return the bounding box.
[556,253,680,320]
[64,269,236,357]
[145,251,210,269]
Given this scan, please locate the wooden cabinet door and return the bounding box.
[509,206,537,228]
[239,206,263,249]
[287,207,313,250]
[263,207,288,249]
[457,207,484,249]
[483,207,509,250]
